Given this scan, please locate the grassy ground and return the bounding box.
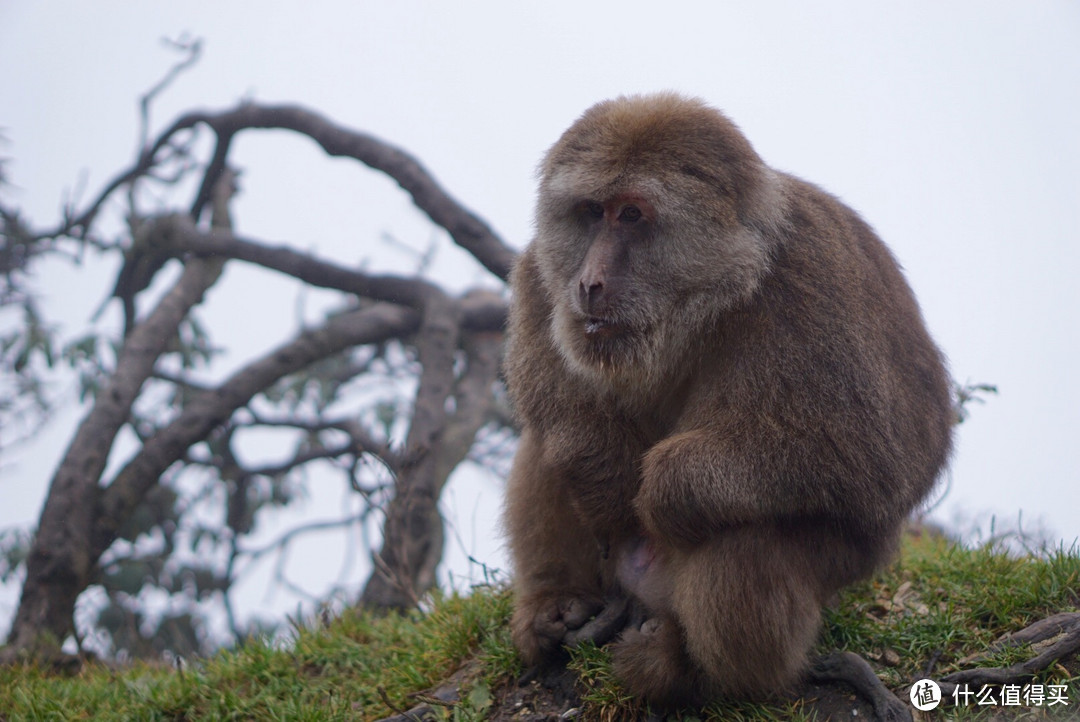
[1,532,1078,721]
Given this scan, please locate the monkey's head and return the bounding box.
[530,93,783,393]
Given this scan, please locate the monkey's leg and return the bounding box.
[613,527,825,706]
[505,430,611,664]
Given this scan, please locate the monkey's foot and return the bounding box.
[810,652,912,722]
[611,616,707,709]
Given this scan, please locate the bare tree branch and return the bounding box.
[152,217,509,330]
[240,513,371,561]
[177,104,518,280]
[137,36,203,154]
[240,412,395,467]
[60,104,517,277]
[939,612,1080,692]
[92,302,422,561]
[170,220,435,310]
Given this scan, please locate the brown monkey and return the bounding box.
[503,93,953,707]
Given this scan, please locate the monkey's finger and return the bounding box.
[559,597,604,630]
[532,597,601,642]
[563,596,630,647]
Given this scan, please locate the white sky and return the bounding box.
[1,1,1079,636]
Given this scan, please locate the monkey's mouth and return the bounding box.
[584,317,625,338]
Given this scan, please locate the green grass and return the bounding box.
[1,534,1078,721]
[0,587,516,721]
[820,534,1080,685]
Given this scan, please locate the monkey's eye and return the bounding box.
[583,201,605,219]
[619,205,642,223]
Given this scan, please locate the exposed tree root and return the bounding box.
[939,612,1080,693]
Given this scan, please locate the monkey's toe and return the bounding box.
[639,616,664,635]
[612,616,707,708]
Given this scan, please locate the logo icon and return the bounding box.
[910,679,942,711]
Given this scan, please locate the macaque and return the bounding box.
[502,93,953,707]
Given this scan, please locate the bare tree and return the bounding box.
[0,78,516,660]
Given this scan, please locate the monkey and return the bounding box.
[502,92,953,708]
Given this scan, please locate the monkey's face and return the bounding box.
[530,96,778,392]
[533,174,769,393]
[537,182,662,378]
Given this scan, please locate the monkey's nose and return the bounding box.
[580,280,604,313]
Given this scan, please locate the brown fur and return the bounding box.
[503,93,953,708]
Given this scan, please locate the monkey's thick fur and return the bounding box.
[503,93,953,707]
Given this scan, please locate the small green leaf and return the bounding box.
[466,680,491,712]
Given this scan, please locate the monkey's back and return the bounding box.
[691,174,954,534]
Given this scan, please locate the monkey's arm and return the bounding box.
[506,429,615,663]
[635,423,904,547]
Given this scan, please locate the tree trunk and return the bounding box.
[360,312,502,610]
[2,232,225,660]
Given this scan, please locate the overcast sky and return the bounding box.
[2,2,1079,633]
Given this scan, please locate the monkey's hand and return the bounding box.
[637,430,737,547]
[512,593,627,664]
[562,595,630,647]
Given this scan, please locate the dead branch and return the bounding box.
[239,513,371,561]
[151,216,510,331]
[137,36,203,154]
[91,301,422,562]
[236,412,400,473]
[174,104,517,281]
[373,660,480,722]
[28,102,518,287]
[169,219,436,310]
[243,442,360,478]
